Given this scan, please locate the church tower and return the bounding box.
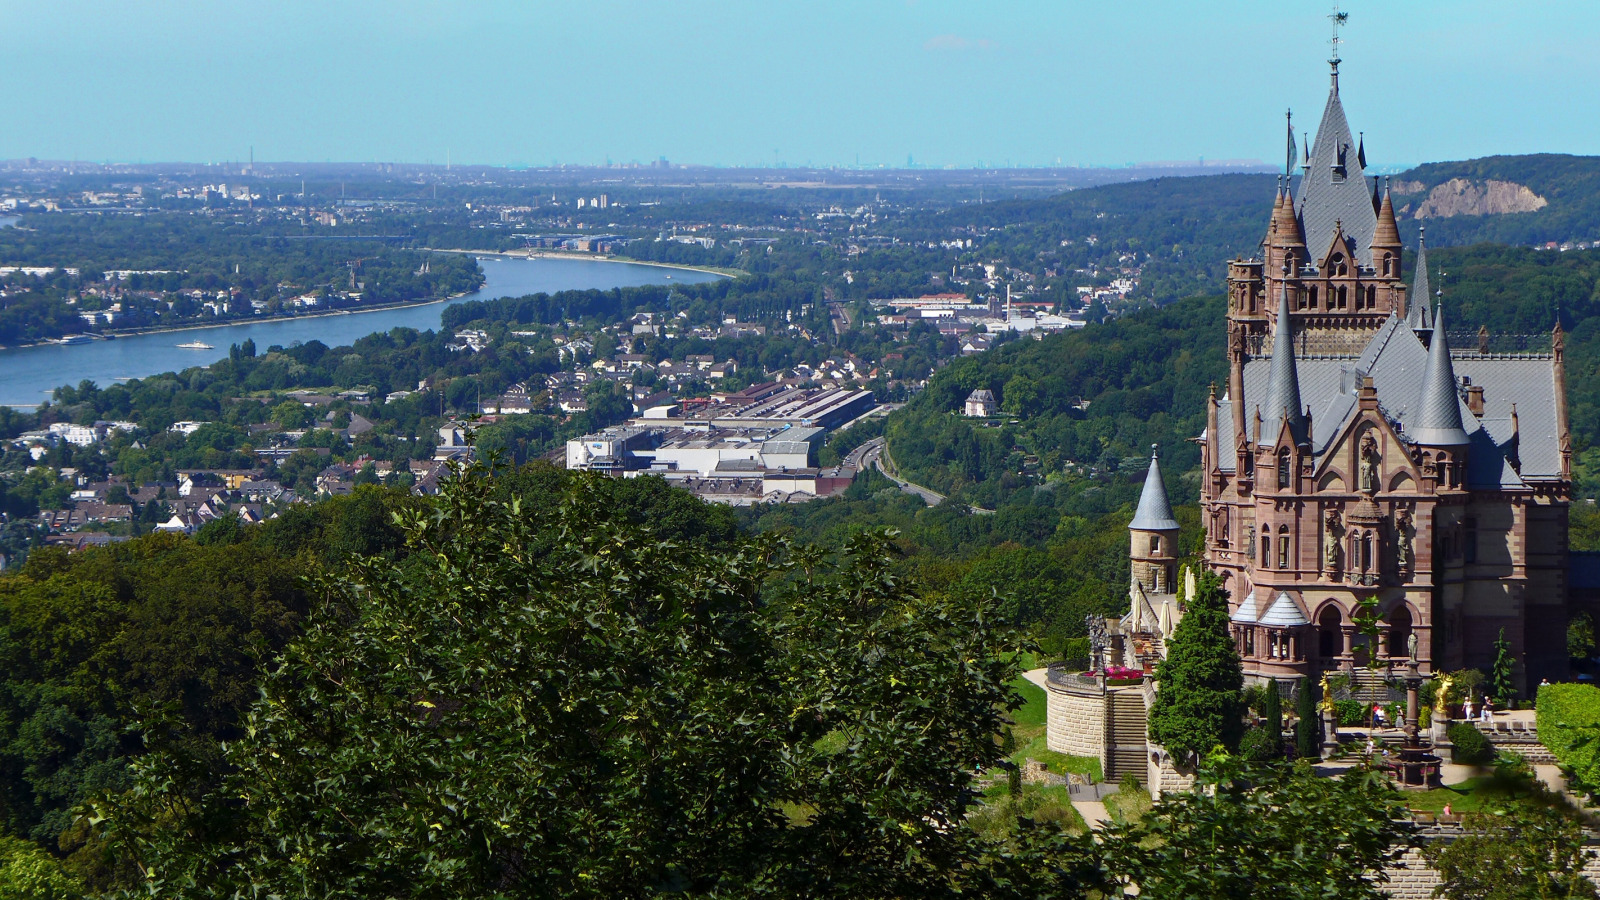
[1131,446,1180,595]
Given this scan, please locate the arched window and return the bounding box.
[1308,286,1319,309]
[1331,254,1347,277]
[1149,535,1160,555]
[1278,526,1291,570]
[1388,607,1413,659]
[1319,606,1341,659]
[1361,532,1373,572]
[1366,285,1377,309]
[1277,448,1292,489]
[1336,284,1348,309]
[1262,535,1271,563]
[1382,253,1394,276]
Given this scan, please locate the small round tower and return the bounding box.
[1130,445,1180,594]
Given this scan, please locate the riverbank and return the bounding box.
[428,247,744,278]
[0,288,483,351]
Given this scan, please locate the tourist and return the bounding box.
[1540,678,1552,688]
[1481,697,1493,721]
[1464,696,1475,721]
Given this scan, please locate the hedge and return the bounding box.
[1535,683,1600,794]
[1446,723,1493,765]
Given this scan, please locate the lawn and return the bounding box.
[1403,767,1569,815]
[1006,674,1104,783]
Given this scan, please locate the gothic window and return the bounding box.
[1277,448,1292,489]
[1308,286,1318,309]
[1331,254,1348,277]
[1278,526,1291,570]
[1336,284,1348,310]
[1366,285,1377,309]
[1382,253,1394,276]
[1297,287,1309,311]
[1262,535,1271,563]
[1361,532,1373,572]
[1463,517,1478,564]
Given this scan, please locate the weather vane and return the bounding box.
[1329,3,1349,70]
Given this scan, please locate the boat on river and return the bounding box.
[176,341,214,350]
[56,334,94,345]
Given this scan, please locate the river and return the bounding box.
[0,255,723,407]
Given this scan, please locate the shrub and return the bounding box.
[1295,677,1319,759]
[1334,699,1368,726]
[1239,726,1278,762]
[1448,723,1494,765]
[1536,682,1600,795]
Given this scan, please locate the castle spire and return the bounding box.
[1294,16,1378,268]
[1261,285,1308,446]
[1373,180,1401,250]
[1407,228,1432,331]
[1412,301,1470,446]
[1130,445,1179,532]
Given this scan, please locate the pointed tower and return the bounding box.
[1412,302,1469,446]
[1294,64,1379,267]
[1130,445,1180,594]
[1372,181,1403,278]
[1260,286,1308,447]
[1407,231,1433,332]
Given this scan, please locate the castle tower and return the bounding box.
[1201,45,1571,688]
[1131,446,1180,594]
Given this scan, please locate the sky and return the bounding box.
[4,1,1597,170]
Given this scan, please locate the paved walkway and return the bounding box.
[1023,666,1050,692]
[1071,800,1110,830]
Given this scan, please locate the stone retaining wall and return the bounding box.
[1045,677,1106,766]
[1378,838,1600,898]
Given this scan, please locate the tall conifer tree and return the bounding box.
[1147,571,1246,763]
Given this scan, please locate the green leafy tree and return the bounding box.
[1263,681,1283,759]
[1492,628,1517,706]
[0,836,83,900]
[1147,571,1245,763]
[1099,759,1409,900]
[1571,612,1596,660]
[1429,800,1598,900]
[90,465,1102,899]
[1295,678,1319,760]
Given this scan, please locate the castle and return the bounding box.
[1198,59,1570,689]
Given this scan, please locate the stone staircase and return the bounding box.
[1106,688,1149,781]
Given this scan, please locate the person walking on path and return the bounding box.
[1481,697,1494,722]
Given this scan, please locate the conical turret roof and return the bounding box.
[1130,445,1179,531]
[1271,185,1304,248]
[1294,68,1379,266]
[1411,301,1470,445]
[1407,232,1432,331]
[1260,286,1308,446]
[1373,184,1401,249]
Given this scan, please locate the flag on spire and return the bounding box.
[1286,111,1297,176]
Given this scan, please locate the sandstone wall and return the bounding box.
[1045,680,1105,766]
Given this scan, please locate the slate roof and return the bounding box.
[1294,69,1379,267]
[1228,314,1561,487]
[1130,447,1180,531]
[1260,286,1308,446]
[1407,235,1433,330]
[1259,592,1311,627]
[1412,304,1471,446]
[1230,593,1261,624]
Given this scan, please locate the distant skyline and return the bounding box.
[5,1,1597,170]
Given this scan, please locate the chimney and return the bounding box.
[1463,376,1485,417]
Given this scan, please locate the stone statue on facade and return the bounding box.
[1395,509,1414,571]
[1408,631,1419,664]
[1359,433,1380,494]
[1323,511,1343,572]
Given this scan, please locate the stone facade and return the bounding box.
[1200,62,1571,690]
[1045,672,1106,763]
[1379,841,1600,899]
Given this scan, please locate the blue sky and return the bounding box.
[4,1,1595,169]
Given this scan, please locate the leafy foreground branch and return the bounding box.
[86,464,1102,899]
[81,462,1417,899]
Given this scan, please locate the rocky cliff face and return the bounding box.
[1400,178,1549,219]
